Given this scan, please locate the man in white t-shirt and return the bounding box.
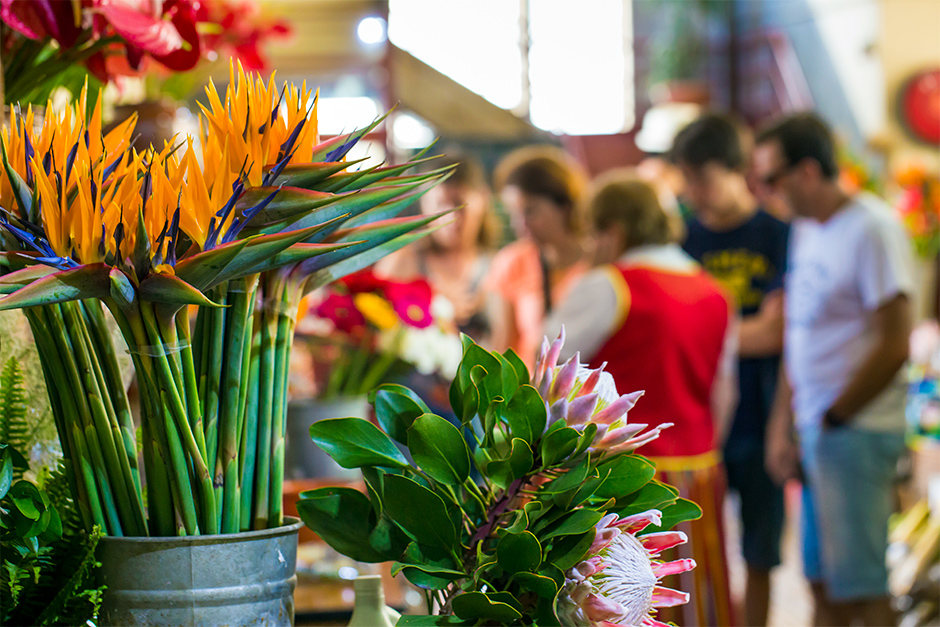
[754,113,915,627]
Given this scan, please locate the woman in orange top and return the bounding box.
[485,146,589,368]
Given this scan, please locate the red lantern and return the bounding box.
[900,69,940,145]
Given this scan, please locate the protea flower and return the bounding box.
[533,329,671,453]
[557,511,695,627]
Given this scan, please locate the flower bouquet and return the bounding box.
[305,269,462,399]
[0,0,290,105]
[0,62,450,537]
[298,331,701,626]
[894,163,940,259]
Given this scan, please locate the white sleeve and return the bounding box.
[858,215,916,311]
[543,268,620,363]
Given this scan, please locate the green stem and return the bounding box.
[252,281,277,529]
[63,302,147,536]
[239,306,262,529]
[267,283,296,527]
[83,300,141,496]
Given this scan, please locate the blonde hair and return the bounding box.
[587,171,680,252]
[494,145,589,234]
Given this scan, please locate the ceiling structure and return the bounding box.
[257,0,543,141]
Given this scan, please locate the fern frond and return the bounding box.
[0,357,30,462]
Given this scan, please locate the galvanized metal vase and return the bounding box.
[97,517,304,627]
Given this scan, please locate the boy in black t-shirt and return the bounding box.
[672,114,790,627]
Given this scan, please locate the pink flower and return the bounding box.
[533,329,671,454]
[557,511,695,627]
[385,279,433,329]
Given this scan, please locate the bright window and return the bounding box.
[389,1,634,135]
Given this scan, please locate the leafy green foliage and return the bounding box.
[0,357,30,475]
[298,337,690,625]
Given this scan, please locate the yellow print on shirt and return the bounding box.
[700,249,772,308]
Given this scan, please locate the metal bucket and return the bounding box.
[97,517,304,627]
[285,396,368,481]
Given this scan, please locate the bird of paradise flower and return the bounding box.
[0,64,452,537]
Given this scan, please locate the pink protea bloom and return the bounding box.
[557,511,695,627]
[533,329,671,453]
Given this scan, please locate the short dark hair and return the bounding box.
[755,112,839,180]
[670,113,747,171]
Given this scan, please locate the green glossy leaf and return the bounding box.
[452,592,523,623]
[493,352,519,400]
[173,239,249,291]
[459,378,481,426]
[502,348,530,386]
[309,417,408,469]
[0,263,110,311]
[504,385,547,445]
[407,414,470,485]
[368,514,410,558]
[303,227,435,292]
[207,224,329,286]
[615,480,679,516]
[371,384,431,444]
[271,160,365,189]
[540,427,580,467]
[515,571,558,598]
[497,530,542,574]
[296,487,389,562]
[396,615,473,626]
[138,273,224,307]
[10,481,42,519]
[486,438,533,490]
[396,564,464,590]
[546,530,595,571]
[594,454,657,499]
[0,453,13,500]
[383,475,456,548]
[392,542,464,589]
[541,509,604,540]
[648,497,703,534]
[541,455,591,495]
[0,263,56,293]
[237,185,341,229]
[571,423,598,459]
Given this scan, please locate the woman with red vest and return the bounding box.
[545,174,739,626]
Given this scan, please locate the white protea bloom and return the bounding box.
[557,511,695,627]
[532,329,672,453]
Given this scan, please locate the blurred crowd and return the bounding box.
[362,110,922,627]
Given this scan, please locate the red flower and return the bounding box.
[340,269,390,295]
[93,0,202,72]
[385,279,433,329]
[1,0,82,46]
[314,293,366,334]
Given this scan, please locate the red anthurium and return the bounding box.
[1,0,82,46]
[385,279,433,329]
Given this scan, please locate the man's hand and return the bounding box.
[765,422,800,485]
[765,368,799,485]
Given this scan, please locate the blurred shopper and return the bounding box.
[757,113,914,627]
[486,146,589,366]
[377,154,499,345]
[545,175,738,627]
[671,113,789,627]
